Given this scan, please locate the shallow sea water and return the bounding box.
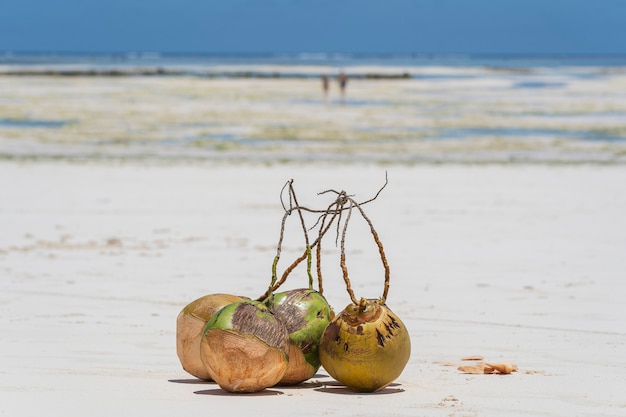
[1,54,626,163]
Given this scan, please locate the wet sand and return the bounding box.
[1,72,626,164]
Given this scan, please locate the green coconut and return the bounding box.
[200,300,290,393]
[268,288,334,385]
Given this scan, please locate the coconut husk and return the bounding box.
[200,328,288,393]
[175,293,245,380]
[277,341,316,386]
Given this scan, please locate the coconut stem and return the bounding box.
[261,174,389,303]
[288,180,314,289]
[259,180,339,302]
[315,199,342,295]
[306,245,313,289]
[257,208,339,301]
[351,199,391,303]
[315,220,324,294]
[268,208,290,302]
[340,200,359,305]
[333,175,390,304]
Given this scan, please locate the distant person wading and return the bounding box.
[338,71,348,103]
[321,75,329,102]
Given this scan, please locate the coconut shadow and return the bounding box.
[314,382,404,395]
[193,388,284,396]
[168,378,214,385]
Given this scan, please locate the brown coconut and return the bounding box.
[199,300,290,393]
[201,329,289,392]
[175,293,246,380]
[277,341,316,386]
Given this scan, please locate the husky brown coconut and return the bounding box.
[200,300,290,393]
[176,293,247,380]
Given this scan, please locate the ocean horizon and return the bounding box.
[3,51,626,73]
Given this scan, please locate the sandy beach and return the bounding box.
[1,160,625,416]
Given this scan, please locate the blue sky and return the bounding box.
[1,0,625,54]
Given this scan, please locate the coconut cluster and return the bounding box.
[176,288,333,392]
[176,291,411,393]
[175,178,412,393]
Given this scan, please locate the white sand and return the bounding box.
[1,161,625,416]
